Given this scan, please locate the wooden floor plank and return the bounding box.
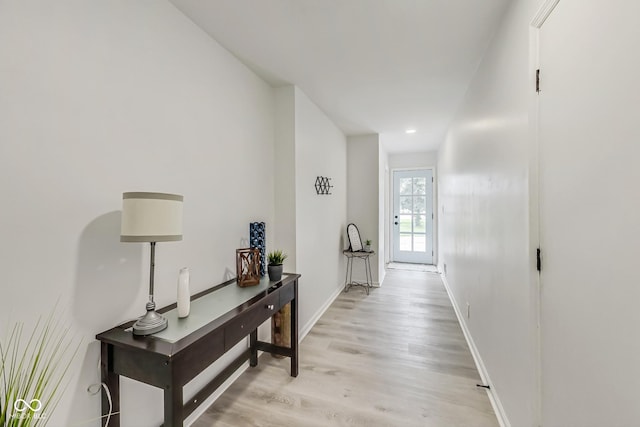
[193,269,498,427]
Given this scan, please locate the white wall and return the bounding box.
[274,86,297,270]
[347,135,381,284]
[388,151,438,169]
[437,1,538,426]
[0,2,275,426]
[378,144,388,283]
[293,87,347,334]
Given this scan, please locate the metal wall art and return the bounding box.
[236,248,261,287]
[250,222,266,276]
[315,176,333,195]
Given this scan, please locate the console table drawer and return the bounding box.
[280,281,295,306]
[224,291,280,350]
[174,328,225,384]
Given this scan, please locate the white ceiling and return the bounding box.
[169,0,510,153]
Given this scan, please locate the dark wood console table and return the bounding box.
[96,273,300,427]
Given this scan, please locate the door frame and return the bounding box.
[529,1,562,425]
[389,166,437,265]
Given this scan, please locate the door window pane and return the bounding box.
[413,234,426,252]
[414,215,426,233]
[413,196,426,214]
[399,215,412,233]
[413,177,426,195]
[399,196,412,214]
[399,234,412,251]
[399,178,412,195]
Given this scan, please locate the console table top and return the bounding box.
[148,275,275,343]
[96,273,300,356]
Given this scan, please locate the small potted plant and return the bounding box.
[267,250,288,282]
[364,239,372,252]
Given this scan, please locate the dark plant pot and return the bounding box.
[268,264,283,282]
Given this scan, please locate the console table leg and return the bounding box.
[101,342,120,427]
[249,330,258,367]
[164,384,183,427]
[291,280,299,377]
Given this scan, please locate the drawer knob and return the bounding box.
[266,304,275,310]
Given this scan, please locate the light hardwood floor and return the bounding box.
[193,269,498,427]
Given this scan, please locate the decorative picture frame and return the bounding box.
[236,248,261,287]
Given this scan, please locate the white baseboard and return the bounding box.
[300,284,343,340]
[440,275,510,427]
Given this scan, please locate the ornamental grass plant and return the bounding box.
[0,310,80,427]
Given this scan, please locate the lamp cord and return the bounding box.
[86,358,114,427]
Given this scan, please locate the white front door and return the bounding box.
[537,1,640,425]
[392,169,433,264]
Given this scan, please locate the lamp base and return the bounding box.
[133,309,168,336]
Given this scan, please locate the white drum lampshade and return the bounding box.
[121,192,183,242]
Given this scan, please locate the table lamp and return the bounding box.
[121,192,183,335]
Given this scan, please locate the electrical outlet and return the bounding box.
[466,302,470,319]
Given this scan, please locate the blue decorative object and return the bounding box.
[250,222,266,276]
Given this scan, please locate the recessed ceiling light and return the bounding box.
[405,129,416,134]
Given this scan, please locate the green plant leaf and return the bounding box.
[0,308,80,427]
[267,250,288,265]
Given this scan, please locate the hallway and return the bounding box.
[194,269,497,426]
